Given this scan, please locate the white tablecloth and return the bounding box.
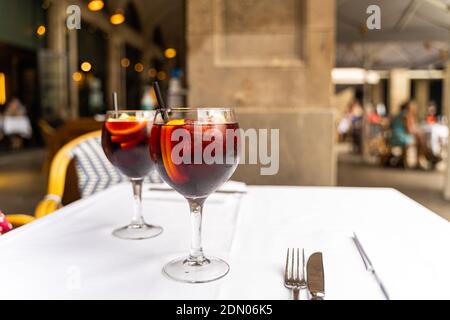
[0,183,449,300]
[421,123,448,155]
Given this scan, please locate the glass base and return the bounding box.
[163,256,230,283]
[112,223,163,240]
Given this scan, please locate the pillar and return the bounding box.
[443,63,450,120]
[389,69,410,115]
[442,63,450,199]
[48,0,66,53]
[48,0,69,120]
[68,29,79,119]
[371,81,384,106]
[187,0,336,186]
[414,80,429,121]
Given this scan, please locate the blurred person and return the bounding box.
[3,97,32,149]
[425,102,437,124]
[376,103,387,117]
[366,103,382,137]
[350,99,364,153]
[390,100,438,168]
[337,104,352,141]
[421,101,448,161]
[367,104,381,124]
[366,103,392,158]
[4,97,26,116]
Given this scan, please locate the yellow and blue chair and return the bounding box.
[6,130,126,227]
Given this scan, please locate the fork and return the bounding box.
[284,248,307,300]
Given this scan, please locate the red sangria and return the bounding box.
[102,110,163,240]
[102,117,153,178]
[150,121,239,198]
[150,108,240,283]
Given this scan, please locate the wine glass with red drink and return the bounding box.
[150,108,240,283]
[102,110,163,240]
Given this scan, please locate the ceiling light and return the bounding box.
[81,62,92,72]
[110,12,125,25]
[164,48,177,59]
[36,25,46,36]
[88,0,104,12]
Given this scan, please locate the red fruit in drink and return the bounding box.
[105,121,147,136]
[160,123,189,184]
[102,120,153,178]
[150,121,240,198]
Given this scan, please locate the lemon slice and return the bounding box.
[166,119,185,125]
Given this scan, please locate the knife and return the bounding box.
[307,252,325,300]
[352,233,390,300]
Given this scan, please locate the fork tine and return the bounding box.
[284,248,289,282]
[291,248,295,281]
[296,248,300,281]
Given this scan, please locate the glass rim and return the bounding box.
[162,107,234,112]
[106,110,156,114]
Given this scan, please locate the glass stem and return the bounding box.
[187,197,208,264]
[130,178,145,226]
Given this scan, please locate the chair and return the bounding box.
[6,130,126,227]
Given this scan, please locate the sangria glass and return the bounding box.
[102,110,163,240]
[150,107,240,283]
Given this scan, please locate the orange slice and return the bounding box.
[120,135,145,150]
[105,121,147,136]
[160,120,189,184]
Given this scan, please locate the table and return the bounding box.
[0,183,449,300]
[421,123,448,156]
[2,116,32,138]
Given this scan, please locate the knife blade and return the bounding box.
[307,252,325,300]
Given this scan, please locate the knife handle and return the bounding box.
[293,288,300,300]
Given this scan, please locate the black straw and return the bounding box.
[153,81,169,122]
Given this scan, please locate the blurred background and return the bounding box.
[0,0,450,221]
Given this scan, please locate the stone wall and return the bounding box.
[187,0,336,186]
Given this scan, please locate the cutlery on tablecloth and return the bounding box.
[352,232,390,300]
[284,248,307,300]
[306,252,325,300]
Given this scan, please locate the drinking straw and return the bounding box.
[152,81,169,122]
[112,92,119,117]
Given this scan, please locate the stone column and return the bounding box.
[414,80,429,121]
[442,63,450,199]
[48,0,69,120]
[68,29,79,119]
[443,63,450,120]
[48,0,66,54]
[371,82,384,106]
[187,0,336,186]
[389,69,410,115]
